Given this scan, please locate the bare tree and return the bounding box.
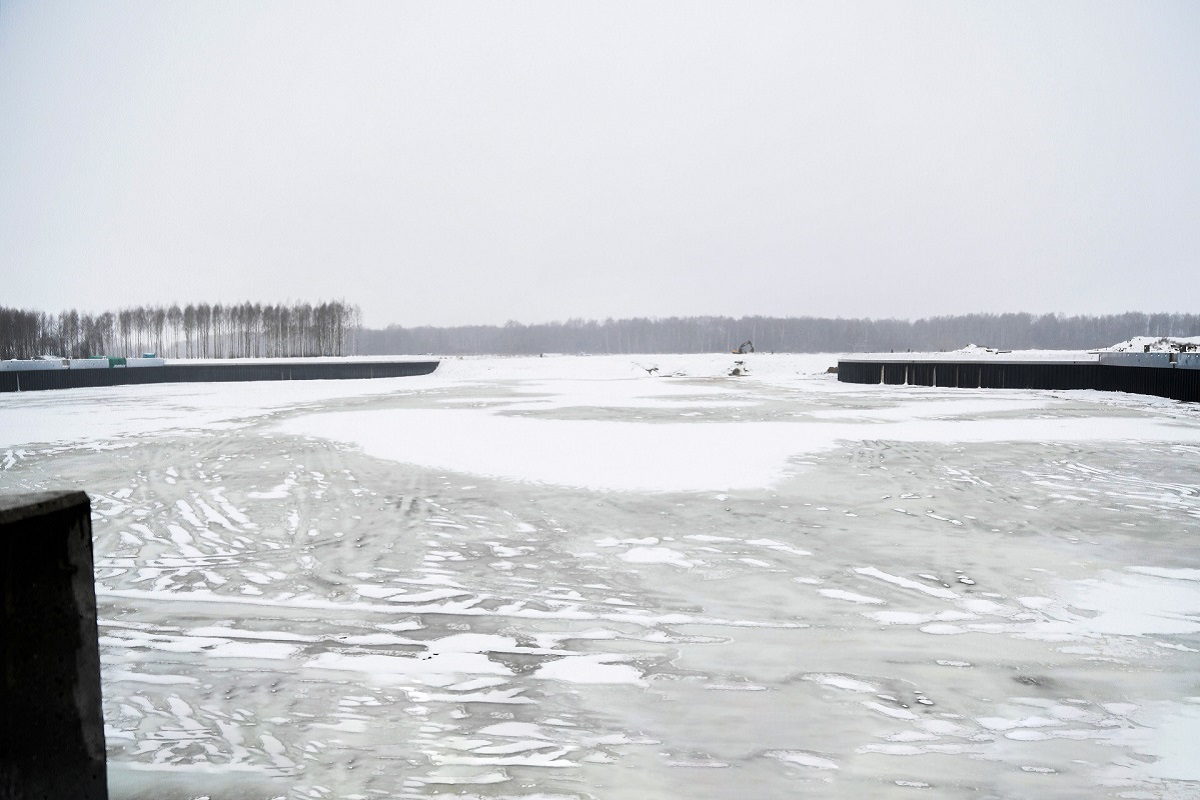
[150,307,165,356]
[97,312,115,355]
[182,305,196,358]
[196,303,211,357]
[133,306,149,355]
[167,305,182,358]
[210,304,225,358]
[117,310,133,357]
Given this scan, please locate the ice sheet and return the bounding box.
[4,352,1199,799]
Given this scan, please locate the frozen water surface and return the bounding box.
[2,353,1200,799]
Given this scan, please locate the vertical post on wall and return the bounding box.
[0,491,108,800]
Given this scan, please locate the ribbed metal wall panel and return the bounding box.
[882,363,908,385]
[1098,365,1200,401]
[834,361,879,384]
[0,361,439,393]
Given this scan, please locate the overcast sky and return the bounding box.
[1,1,1197,328]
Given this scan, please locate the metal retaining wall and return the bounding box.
[1097,364,1200,402]
[1,492,108,799]
[0,360,439,393]
[838,359,1199,403]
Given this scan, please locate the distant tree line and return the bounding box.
[7,307,1196,360]
[359,312,1200,355]
[0,301,360,360]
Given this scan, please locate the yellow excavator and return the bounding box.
[732,340,754,354]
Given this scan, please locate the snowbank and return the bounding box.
[1101,336,1200,353]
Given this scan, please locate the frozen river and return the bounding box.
[2,353,1199,799]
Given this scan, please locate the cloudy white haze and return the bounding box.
[1,1,1197,327]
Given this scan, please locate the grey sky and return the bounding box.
[1,1,1197,328]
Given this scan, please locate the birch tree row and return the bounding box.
[0,301,360,360]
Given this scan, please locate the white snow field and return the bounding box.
[2,353,1199,799]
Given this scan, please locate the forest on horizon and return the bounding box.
[3,305,1198,360]
[360,311,1200,355]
